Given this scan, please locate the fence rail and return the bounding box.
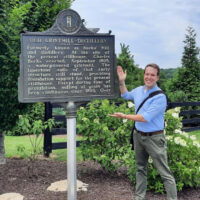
[52,141,81,150]
[43,101,200,156]
[168,102,200,107]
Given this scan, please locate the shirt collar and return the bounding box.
[143,84,159,94]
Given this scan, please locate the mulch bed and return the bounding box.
[0,158,200,200]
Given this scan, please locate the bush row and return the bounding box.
[77,99,200,193]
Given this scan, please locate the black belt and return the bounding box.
[136,129,163,136]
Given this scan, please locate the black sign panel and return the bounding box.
[18,9,119,103]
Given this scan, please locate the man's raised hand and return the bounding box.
[117,66,127,83]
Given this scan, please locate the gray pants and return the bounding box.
[0,133,6,164]
[134,131,177,200]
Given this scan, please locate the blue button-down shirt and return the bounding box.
[121,85,167,132]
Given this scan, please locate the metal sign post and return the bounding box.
[66,101,77,200]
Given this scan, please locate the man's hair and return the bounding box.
[144,63,160,76]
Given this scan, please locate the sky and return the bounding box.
[71,0,200,69]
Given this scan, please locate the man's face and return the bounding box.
[144,66,159,89]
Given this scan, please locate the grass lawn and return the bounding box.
[4,134,83,162]
[4,130,200,162]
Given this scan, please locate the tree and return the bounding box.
[117,43,143,91]
[166,27,200,101]
[0,0,72,133]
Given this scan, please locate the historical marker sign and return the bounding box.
[18,9,119,103]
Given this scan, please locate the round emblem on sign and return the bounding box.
[56,9,82,34]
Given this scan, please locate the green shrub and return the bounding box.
[6,103,45,136]
[167,90,188,102]
[77,99,200,193]
[165,108,200,191]
[16,113,54,160]
[77,99,135,172]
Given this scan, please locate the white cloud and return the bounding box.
[71,0,200,68]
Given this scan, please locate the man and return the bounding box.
[109,64,177,200]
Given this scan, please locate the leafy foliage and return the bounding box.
[165,108,200,191]
[17,113,54,160]
[158,68,177,91]
[77,100,200,193]
[0,0,72,133]
[6,103,45,136]
[77,99,135,172]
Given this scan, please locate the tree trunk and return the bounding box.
[0,133,6,164]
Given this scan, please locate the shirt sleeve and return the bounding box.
[141,94,167,122]
[121,90,135,101]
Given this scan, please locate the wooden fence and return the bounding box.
[168,102,200,132]
[43,101,200,156]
